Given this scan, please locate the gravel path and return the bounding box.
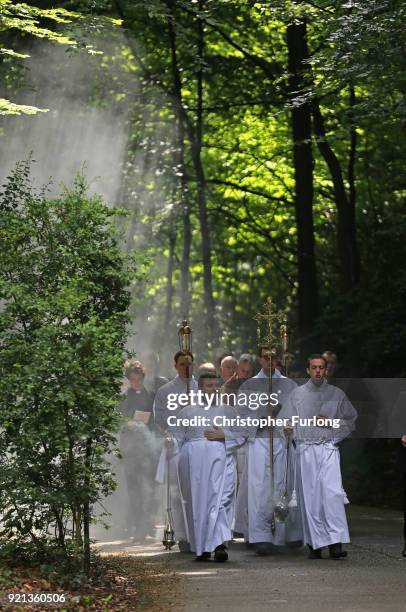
[95,506,406,612]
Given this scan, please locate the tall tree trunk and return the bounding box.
[52,505,66,548]
[312,99,360,290]
[164,208,176,330]
[286,19,319,347]
[63,404,82,546]
[191,0,216,344]
[348,85,357,214]
[167,12,192,319]
[82,437,92,575]
[177,120,192,319]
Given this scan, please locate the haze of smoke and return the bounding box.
[92,432,165,544]
[0,40,129,204]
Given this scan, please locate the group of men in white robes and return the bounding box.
[152,349,357,562]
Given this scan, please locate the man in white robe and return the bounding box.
[153,350,198,549]
[236,346,301,555]
[171,372,243,561]
[279,354,357,559]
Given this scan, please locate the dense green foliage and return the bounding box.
[104,0,406,371]
[0,1,80,114]
[0,162,137,574]
[2,0,405,371]
[0,0,120,114]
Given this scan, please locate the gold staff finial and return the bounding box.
[163,318,193,551]
[178,319,192,353]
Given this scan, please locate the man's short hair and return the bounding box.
[239,353,254,364]
[198,371,218,389]
[198,362,216,376]
[307,353,327,367]
[125,359,145,378]
[174,350,194,363]
[257,345,277,359]
[257,345,269,357]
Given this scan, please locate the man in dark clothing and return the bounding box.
[119,365,153,419]
[117,361,157,539]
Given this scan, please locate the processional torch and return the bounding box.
[162,448,176,550]
[162,318,193,550]
[254,300,287,534]
[273,430,291,522]
[178,319,192,395]
[274,316,297,521]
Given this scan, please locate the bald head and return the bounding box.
[220,355,238,382]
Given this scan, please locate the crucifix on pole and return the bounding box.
[254,298,289,533]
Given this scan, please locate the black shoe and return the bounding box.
[402,543,406,558]
[255,542,272,556]
[195,552,211,561]
[286,540,303,549]
[307,545,322,559]
[329,543,347,559]
[214,544,228,562]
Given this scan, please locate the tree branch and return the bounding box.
[179,2,281,82]
[205,178,292,206]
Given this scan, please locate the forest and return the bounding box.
[1,0,405,373]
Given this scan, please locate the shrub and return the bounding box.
[0,161,137,574]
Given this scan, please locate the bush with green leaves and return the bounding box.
[0,161,137,573]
